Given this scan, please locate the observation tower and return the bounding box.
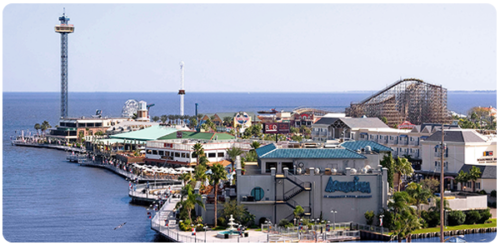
[55,9,74,118]
[178,62,185,116]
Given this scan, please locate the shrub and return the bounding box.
[217,217,227,227]
[491,190,497,197]
[479,208,492,224]
[448,211,466,226]
[179,219,192,231]
[421,210,440,227]
[465,210,481,224]
[279,219,290,227]
[477,190,487,195]
[488,202,497,208]
[259,217,268,226]
[364,210,375,225]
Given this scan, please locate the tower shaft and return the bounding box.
[60,32,68,118]
[178,62,185,116]
[55,10,74,118]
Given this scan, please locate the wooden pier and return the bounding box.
[12,141,86,153]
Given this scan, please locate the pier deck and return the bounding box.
[12,141,86,153]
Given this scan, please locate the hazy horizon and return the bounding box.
[3,4,497,92]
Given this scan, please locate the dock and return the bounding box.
[12,141,86,153]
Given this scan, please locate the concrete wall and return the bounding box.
[237,166,388,224]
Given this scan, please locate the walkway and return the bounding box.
[151,198,269,243]
[12,141,86,153]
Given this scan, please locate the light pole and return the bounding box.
[379,214,384,235]
[294,218,297,226]
[331,210,337,230]
[204,225,208,243]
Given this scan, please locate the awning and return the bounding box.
[360,133,368,136]
[399,135,408,137]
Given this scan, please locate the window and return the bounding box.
[159,151,164,156]
[152,150,158,155]
[251,187,265,201]
[208,153,216,158]
[282,162,293,171]
[218,152,224,157]
[476,183,481,189]
[146,149,152,154]
[175,152,180,157]
[181,153,186,158]
[265,162,277,173]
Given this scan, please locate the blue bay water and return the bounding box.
[2,91,497,242]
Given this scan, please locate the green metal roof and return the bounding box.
[110,125,178,141]
[340,141,393,153]
[256,143,278,157]
[260,148,366,159]
[96,138,146,144]
[158,131,236,141]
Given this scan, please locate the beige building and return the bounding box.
[419,129,497,193]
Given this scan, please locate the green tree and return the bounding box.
[448,211,466,226]
[160,115,168,124]
[189,117,198,128]
[175,189,205,222]
[223,117,233,127]
[380,153,395,189]
[455,170,469,191]
[381,117,388,124]
[394,157,414,192]
[221,200,247,223]
[210,163,227,227]
[389,191,421,242]
[468,166,482,192]
[420,178,440,193]
[34,123,41,135]
[194,164,207,182]
[152,116,160,122]
[131,113,138,120]
[406,182,433,217]
[290,127,299,134]
[251,141,261,150]
[178,172,192,186]
[364,210,375,225]
[192,143,204,166]
[227,146,243,171]
[293,205,304,218]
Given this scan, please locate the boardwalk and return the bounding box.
[12,141,86,153]
[151,199,269,243]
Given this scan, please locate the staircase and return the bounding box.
[276,173,312,220]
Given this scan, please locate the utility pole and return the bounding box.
[440,124,445,242]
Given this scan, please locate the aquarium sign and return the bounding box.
[325,176,371,194]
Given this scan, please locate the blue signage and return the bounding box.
[325,176,371,194]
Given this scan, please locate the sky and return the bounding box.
[2,3,497,92]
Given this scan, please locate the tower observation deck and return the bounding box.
[55,10,74,118]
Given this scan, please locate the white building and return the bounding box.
[419,129,497,193]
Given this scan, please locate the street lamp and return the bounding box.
[204,225,208,243]
[379,214,385,235]
[331,210,337,230]
[294,218,297,226]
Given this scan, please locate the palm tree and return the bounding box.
[223,117,232,127]
[210,163,227,227]
[160,115,168,124]
[192,143,204,165]
[405,182,432,217]
[394,157,414,192]
[388,191,418,242]
[227,146,243,171]
[251,141,261,150]
[41,124,48,135]
[468,166,482,192]
[34,123,41,135]
[131,113,138,120]
[152,116,160,122]
[455,170,469,191]
[168,115,175,124]
[178,172,192,186]
[175,189,205,222]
